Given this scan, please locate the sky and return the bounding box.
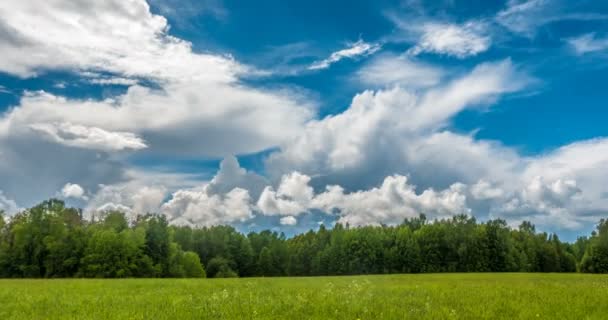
[0,0,607,241]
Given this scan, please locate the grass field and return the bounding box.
[1,273,607,319]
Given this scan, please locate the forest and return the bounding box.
[0,199,607,278]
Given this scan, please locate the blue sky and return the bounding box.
[0,0,607,240]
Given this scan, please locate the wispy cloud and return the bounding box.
[148,0,228,22]
[309,40,381,70]
[357,54,444,89]
[406,21,491,58]
[496,0,608,37]
[567,33,608,55]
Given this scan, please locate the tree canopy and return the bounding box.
[0,199,605,278]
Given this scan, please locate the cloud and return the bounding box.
[357,54,444,89]
[1,0,607,235]
[0,0,315,208]
[258,172,469,227]
[567,33,608,55]
[258,56,608,230]
[162,188,253,227]
[496,0,608,37]
[83,159,260,227]
[406,21,491,58]
[1,85,313,158]
[0,0,314,156]
[315,175,469,226]
[61,183,87,200]
[148,0,227,22]
[29,122,147,152]
[279,216,297,226]
[0,0,243,80]
[495,0,549,36]
[0,191,20,215]
[257,172,314,216]
[205,156,269,200]
[266,59,529,182]
[87,77,139,86]
[309,40,381,70]
[87,182,167,219]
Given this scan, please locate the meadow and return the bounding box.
[1,273,607,319]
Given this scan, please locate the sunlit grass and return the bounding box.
[1,273,607,319]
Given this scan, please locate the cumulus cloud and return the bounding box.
[0,71,313,159]
[266,59,529,183]
[86,182,167,219]
[162,188,253,227]
[309,40,381,70]
[61,183,87,200]
[0,0,314,155]
[567,33,608,55]
[257,172,314,216]
[279,216,297,226]
[482,176,587,230]
[258,56,608,230]
[406,21,491,58]
[82,158,260,227]
[1,0,607,234]
[0,0,243,80]
[0,191,20,215]
[258,172,469,226]
[0,0,314,207]
[205,156,269,200]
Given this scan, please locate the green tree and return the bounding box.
[257,247,273,276]
[181,251,206,278]
[580,219,608,273]
[206,257,237,278]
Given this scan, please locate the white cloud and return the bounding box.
[29,122,147,152]
[61,183,87,200]
[0,0,607,234]
[406,21,491,58]
[567,33,608,55]
[0,0,314,157]
[0,0,243,81]
[258,172,469,226]
[83,162,257,227]
[1,84,313,158]
[162,187,253,227]
[357,54,444,89]
[148,0,227,22]
[279,216,297,226]
[309,40,381,70]
[0,0,315,208]
[257,172,314,216]
[495,0,549,36]
[496,0,608,37]
[470,180,505,200]
[87,182,167,219]
[315,175,469,226]
[259,56,608,230]
[0,191,20,215]
[266,59,529,179]
[205,156,269,200]
[88,78,139,86]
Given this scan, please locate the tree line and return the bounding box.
[0,199,607,278]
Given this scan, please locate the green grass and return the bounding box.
[1,274,607,319]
